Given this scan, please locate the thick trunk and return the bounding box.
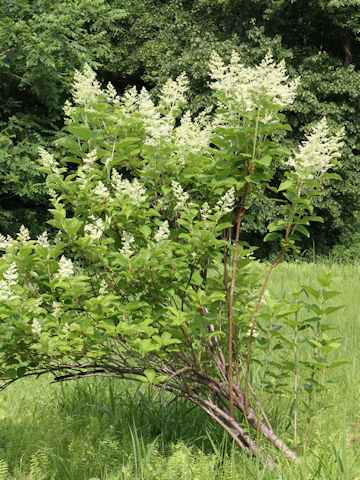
[341,28,352,66]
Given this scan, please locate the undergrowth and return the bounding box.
[0,262,359,479]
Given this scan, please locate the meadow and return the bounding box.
[0,262,359,479]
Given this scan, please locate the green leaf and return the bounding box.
[300,285,320,298]
[67,125,93,141]
[278,180,294,192]
[264,232,280,242]
[295,224,310,237]
[139,225,151,238]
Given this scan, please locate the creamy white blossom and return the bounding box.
[209,51,299,113]
[3,263,18,286]
[122,86,138,111]
[111,170,147,206]
[0,280,13,301]
[158,72,189,113]
[54,231,63,245]
[138,88,173,145]
[286,118,345,180]
[17,225,30,241]
[247,325,258,338]
[154,221,170,242]
[72,63,103,108]
[174,111,212,165]
[63,99,73,117]
[77,150,98,186]
[0,263,18,301]
[83,150,98,172]
[106,82,120,103]
[99,279,108,295]
[38,147,60,174]
[31,319,42,336]
[34,297,43,308]
[48,189,58,199]
[94,181,110,200]
[37,231,50,247]
[120,232,135,256]
[84,215,104,241]
[57,256,74,278]
[171,181,189,210]
[200,202,212,220]
[62,323,70,334]
[52,301,63,317]
[215,187,235,214]
[0,233,11,250]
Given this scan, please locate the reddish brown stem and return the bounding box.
[228,184,250,418]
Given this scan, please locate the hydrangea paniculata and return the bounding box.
[57,256,74,278]
[39,147,61,175]
[286,118,345,180]
[0,263,18,301]
[37,231,50,247]
[154,221,170,242]
[17,225,30,242]
[120,232,135,256]
[111,170,147,206]
[84,216,104,241]
[171,181,189,210]
[215,188,235,214]
[209,51,299,113]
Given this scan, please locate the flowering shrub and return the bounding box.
[0,54,344,463]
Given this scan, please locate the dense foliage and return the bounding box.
[1,0,359,256]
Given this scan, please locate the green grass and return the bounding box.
[0,262,359,479]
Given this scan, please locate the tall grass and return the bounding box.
[0,262,359,479]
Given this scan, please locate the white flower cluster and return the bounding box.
[215,187,235,214]
[106,82,120,104]
[93,181,110,200]
[99,279,108,295]
[138,88,173,146]
[84,216,104,241]
[209,51,299,112]
[200,202,212,220]
[0,233,12,250]
[154,221,170,242]
[48,189,58,199]
[57,256,74,279]
[122,86,138,112]
[286,118,345,180]
[120,232,135,256]
[171,181,189,210]
[83,150,98,172]
[62,323,70,334]
[38,147,60,175]
[3,262,18,285]
[174,111,212,165]
[111,170,147,206]
[37,231,50,247]
[72,63,103,108]
[77,150,98,187]
[158,72,189,114]
[0,262,18,301]
[17,225,30,241]
[31,319,42,336]
[52,301,63,317]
